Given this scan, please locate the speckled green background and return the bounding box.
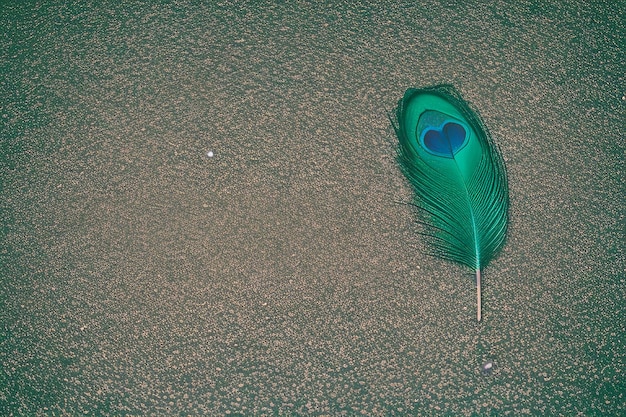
[1,1,624,415]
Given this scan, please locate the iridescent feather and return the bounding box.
[392,85,509,321]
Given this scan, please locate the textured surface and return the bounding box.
[1,0,624,415]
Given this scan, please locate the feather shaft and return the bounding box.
[476,269,482,321]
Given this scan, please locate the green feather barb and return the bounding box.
[392,85,509,321]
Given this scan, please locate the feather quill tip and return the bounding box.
[476,269,482,321]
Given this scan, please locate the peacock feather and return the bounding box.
[392,85,509,321]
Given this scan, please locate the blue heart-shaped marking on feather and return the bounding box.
[420,121,468,158]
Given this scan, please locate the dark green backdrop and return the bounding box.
[1,1,623,415]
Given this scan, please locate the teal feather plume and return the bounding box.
[392,85,509,321]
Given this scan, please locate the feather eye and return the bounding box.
[393,85,509,321]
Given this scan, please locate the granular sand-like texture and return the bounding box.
[1,1,623,415]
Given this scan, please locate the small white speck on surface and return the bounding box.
[481,361,494,375]
[207,150,214,157]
